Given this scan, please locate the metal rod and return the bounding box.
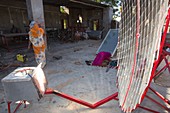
[149,87,170,105]
[164,43,170,49]
[24,100,27,108]
[7,102,11,113]
[7,101,24,113]
[13,101,23,113]
[164,57,170,73]
[145,95,170,112]
[93,92,118,108]
[138,106,160,113]
[163,49,170,55]
[154,63,170,77]
[45,88,118,109]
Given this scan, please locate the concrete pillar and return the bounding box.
[103,7,113,38]
[26,0,47,47]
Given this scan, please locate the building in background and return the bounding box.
[0,0,113,46]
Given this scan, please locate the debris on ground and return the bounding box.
[85,60,92,65]
[16,54,28,62]
[74,61,83,65]
[53,56,62,60]
[0,62,20,72]
[106,60,117,72]
[73,48,83,52]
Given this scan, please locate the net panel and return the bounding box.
[117,0,169,112]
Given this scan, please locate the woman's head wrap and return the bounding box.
[29,21,36,28]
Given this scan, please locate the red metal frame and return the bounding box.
[145,95,170,112]
[45,88,118,109]
[7,101,26,113]
[7,87,170,113]
[149,87,170,105]
[45,88,170,112]
[154,49,170,78]
[138,106,160,113]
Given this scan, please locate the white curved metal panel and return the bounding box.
[117,0,169,112]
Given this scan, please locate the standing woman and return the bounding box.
[28,21,46,68]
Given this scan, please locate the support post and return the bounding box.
[26,0,47,48]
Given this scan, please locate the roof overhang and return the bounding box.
[43,0,109,9]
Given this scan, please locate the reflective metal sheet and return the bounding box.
[117,0,169,112]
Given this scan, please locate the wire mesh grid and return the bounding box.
[117,0,169,112]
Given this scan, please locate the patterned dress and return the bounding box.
[29,24,46,68]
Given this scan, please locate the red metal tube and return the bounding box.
[154,62,170,78]
[92,92,118,108]
[163,49,170,55]
[149,87,170,105]
[45,88,118,109]
[13,101,23,113]
[7,101,23,113]
[164,57,170,73]
[54,91,94,108]
[24,100,27,108]
[7,102,11,113]
[145,95,170,112]
[45,88,53,94]
[164,43,170,49]
[138,106,160,113]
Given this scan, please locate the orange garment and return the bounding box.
[32,44,45,54]
[30,24,44,37]
[29,22,46,68]
[29,23,45,54]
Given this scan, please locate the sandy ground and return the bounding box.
[0,39,170,113]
